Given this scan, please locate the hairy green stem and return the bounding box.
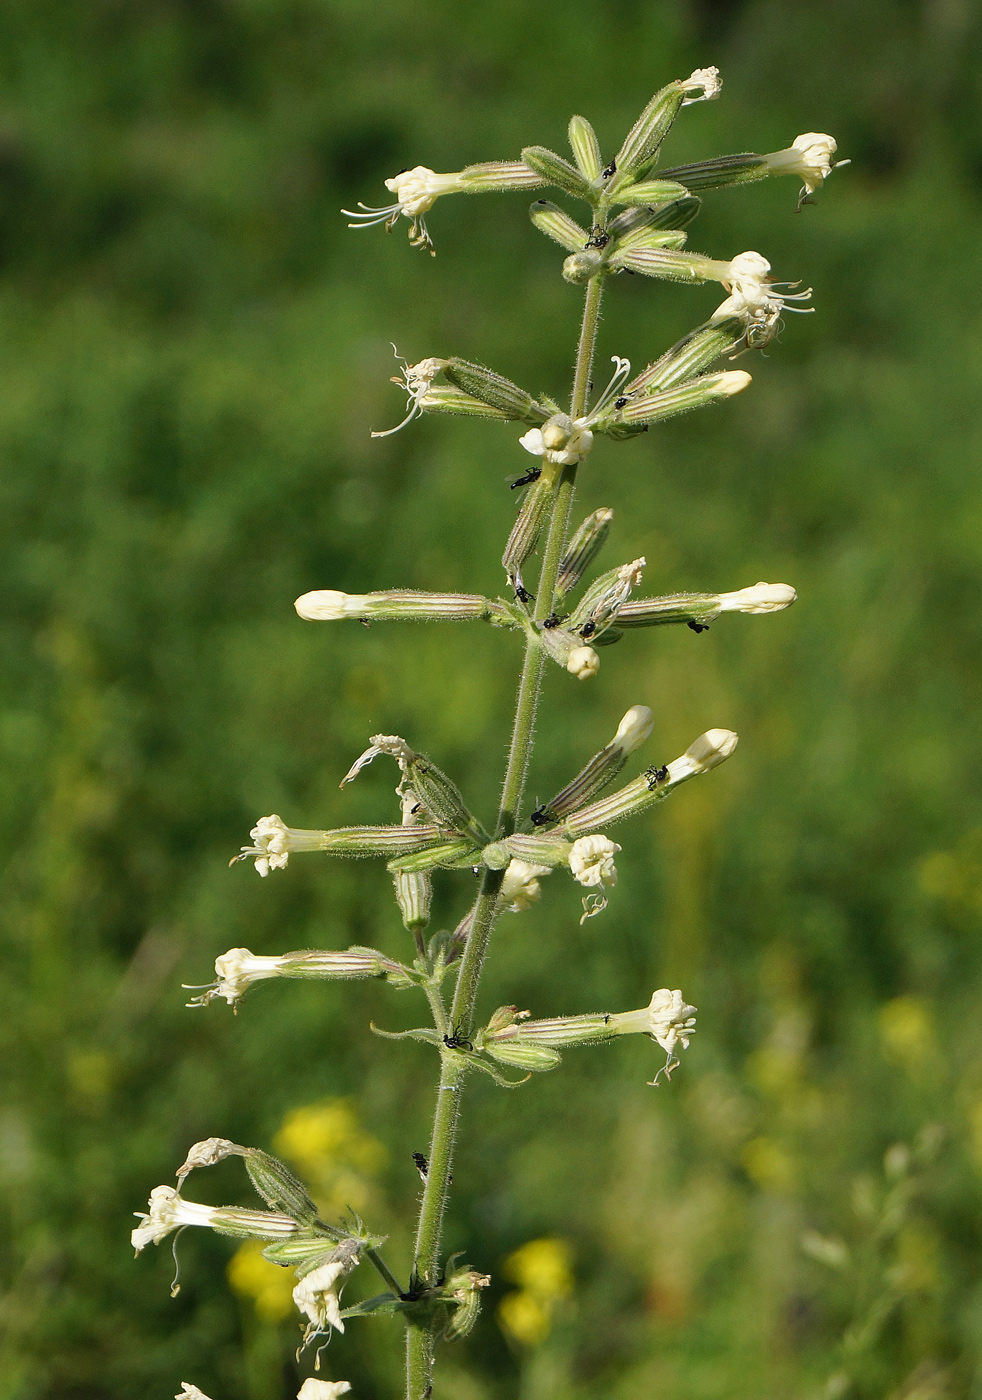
[404,273,606,1400]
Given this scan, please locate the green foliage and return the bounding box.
[1,2,982,1398]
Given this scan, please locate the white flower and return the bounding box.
[293,1260,350,1337]
[195,948,284,1007]
[518,357,634,466]
[372,350,449,438]
[717,582,797,614]
[297,1382,352,1400]
[501,859,552,913]
[343,166,464,252]
[234,814,326,877]
[131,1186,219,1253]
[712,250,813,348]
[568,834,621,888]
[294,590,359,620]
[681,66,722,104]
[566,645,600,680]
[519,417,594,467]
[176,1386,213,1400]
[645,988,697,1055]
[764,133,844,207]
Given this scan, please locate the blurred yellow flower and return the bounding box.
[273,1098,388,1215]
[498,1237,574,1347]
[741,1135,796,1193]
[879,997,934,1075]
[227,1240,295,1323]
[498,1289,551,1347]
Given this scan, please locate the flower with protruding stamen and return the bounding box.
[609,988,697,1082]
[711,251,813,348]
[343,167,465,253]
[372,350,449,437]
[764,133,843,208]
[518,357,634,466]
[568,834,621,888]
[501,859,552,913]
[131,1185,299,1253]
[297,1382,352,1400]
[717,582,797,614]
[293,1257,356,1339]
[234,815,326,877]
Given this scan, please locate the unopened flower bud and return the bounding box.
[611,179,689,207]
[485,1011,613,1050]
[555,507,614,599]
[503,475,553,595]
[567,114,603,181]
[566,645,600,680]
[297,1381,352,1400]
[520,145,591,200]
[534,705,653,824]
[658,152,769,193]
[294,589,492,623]
[625,317,746,397]
[718,581,797,613]
[561,728,738,835]
[493,833,574,868]
[600,372,751,436]
[530,200,591,253]
[416,385,514,419]
[483,1040,563,1072]
[562,249,605,284]
[242,1148,319,1223]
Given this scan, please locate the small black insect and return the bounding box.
[645,763,669,790]
[601,160,617,180]
[530,804,554,827]
[687,620,710,633]
[580,620,597,639]
[443,1025,474,1052]
[614,396,628,410]
[410,802,422,815]
[412,1151,428,1180]
[585,225,610,250]
[542,613,561,629]
[515,583,534,604]
[511,465,542,490]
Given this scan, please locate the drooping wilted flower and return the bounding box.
[568,834,621,888]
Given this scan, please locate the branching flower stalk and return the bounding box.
[134,70,841,1400]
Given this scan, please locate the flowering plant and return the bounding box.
[133,69,839,1400]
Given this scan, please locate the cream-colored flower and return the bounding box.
[712,250,813,348]
[645,988,697,1055]
[297,1382,352,1400]
[568,834,621,888]
[764,133,843,206]
[519,416,594,467]
[612,705,655,754]
[681,66,722,104]
[293,1259,350,1337]
[566,645,600,680]
[131,1186,220,1253]
[176,1386,213,1400]
[234,815,327,877]
[501,859,552,913]
[665,728,738,784]
[371,351,449,438]
[343,166,463,252]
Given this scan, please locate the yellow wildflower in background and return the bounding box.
[879,997,935,1076]
[227,1240,295,1323]
[498,1237,573,1347]
[273,1098,388,1216]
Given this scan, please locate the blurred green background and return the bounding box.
[2,1,982,1397]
